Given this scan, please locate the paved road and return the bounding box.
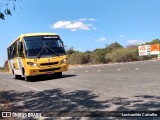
[0,60,160,118]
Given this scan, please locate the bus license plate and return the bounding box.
[47,72,54,74]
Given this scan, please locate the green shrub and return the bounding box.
[90,49,107,64]
[66,47,77,55]
[106,48,139,63]
[68,52,90,64]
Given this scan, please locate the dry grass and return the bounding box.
[0,68,8,72]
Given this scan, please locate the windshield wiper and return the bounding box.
[36,46,59,58]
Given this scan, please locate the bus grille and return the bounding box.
[39,68,60,72]
[40,62,59,66]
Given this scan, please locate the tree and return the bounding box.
[0,0,21,20]
[106,42,123,52]
[145,38,160,45]
[150,39,160,44]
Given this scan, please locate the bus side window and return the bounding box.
[7,48,11,60]
[11,44,16,59]
[18,41,24,57]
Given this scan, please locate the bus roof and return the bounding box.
[7,32,58,48]
[19,33,58,37]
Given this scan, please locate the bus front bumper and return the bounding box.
[26,64,68,76]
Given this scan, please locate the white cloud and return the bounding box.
[78,18,97,22]
[88,18,97,21]
[127,40,144,45]
[93,27,97,31]
[119,34,126,38]
[96,37,106,42]
[53,21,71,29]
[52,19,96,31]
[52,21,90,31]
[78,18,87,21]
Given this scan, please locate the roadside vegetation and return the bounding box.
[0,67,5,72]
[67,39,160,65]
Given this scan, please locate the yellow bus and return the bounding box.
[7,33,68,81]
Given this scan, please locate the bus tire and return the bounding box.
[13,70,21,79]
[55,72,62,78]
[24,76,31,82]
[14,74,19,79]
[12,69,16,79]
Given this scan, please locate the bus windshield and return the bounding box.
[24,36,66,58]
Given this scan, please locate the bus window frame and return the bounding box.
[18,38,26,58]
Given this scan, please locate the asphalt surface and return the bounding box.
[0,60,160,118]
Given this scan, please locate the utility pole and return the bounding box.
[3,56,5,73]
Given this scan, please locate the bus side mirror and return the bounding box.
[18,42,23,51]
[60,40,64,47]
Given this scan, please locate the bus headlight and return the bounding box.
[27,62,37,67]
[60,58,67,65]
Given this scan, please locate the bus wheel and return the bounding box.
[55,72,62,78]
[12,70,18,79]
[24,76,31,82]
[14,74,20,79]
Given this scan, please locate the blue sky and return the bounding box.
[1,0,160,66]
